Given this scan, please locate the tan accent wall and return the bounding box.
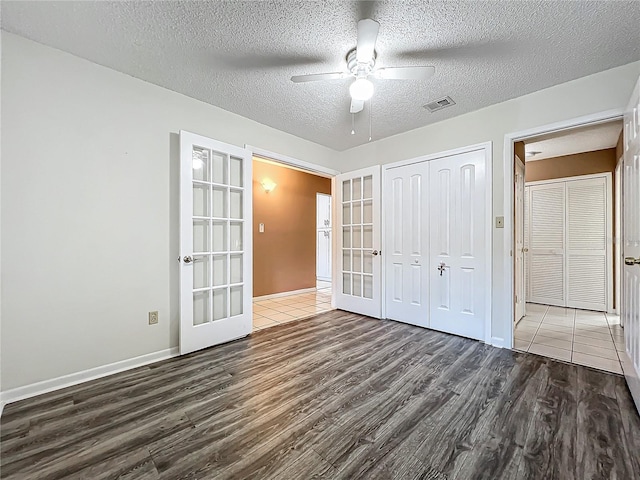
[525,148,616,307]
[525,148,616,182]
[253,159,331,297]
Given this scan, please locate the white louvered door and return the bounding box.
[622,76,640,413]
[566,177,610,311]
[515,157,526,322]
[384,162,430,327]
[524,186,530,302]
[528,183,566,306]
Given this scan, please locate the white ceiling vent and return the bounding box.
[424,96,456,113]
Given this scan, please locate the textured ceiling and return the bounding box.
[3,1,640,151]
[524,120,623,162]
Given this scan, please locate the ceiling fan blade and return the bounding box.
[350,98,364,114]
[291,72,348,83]
[374,66,436,80]
[356,19,380,63]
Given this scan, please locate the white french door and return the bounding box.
[179,131,252,355]
[383,162,430,327]
[429,150,488,341]
[622,76,640,412]
[515,156,526,322]
[335,166,382,318]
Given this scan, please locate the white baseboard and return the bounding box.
[0,347,180,407]
[253,287,316,301]
[491,336,507,349]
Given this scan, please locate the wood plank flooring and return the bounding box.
[2,310,639,480]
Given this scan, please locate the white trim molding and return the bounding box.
[246,145,340,178]
[1,347,180,406]
[503,109,624,351]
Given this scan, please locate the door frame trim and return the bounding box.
[382,141,493,344]
[503,109,624,349]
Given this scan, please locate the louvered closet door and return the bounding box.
[524,186,530,302]
[528,183,565,306]
[567,177,609,311]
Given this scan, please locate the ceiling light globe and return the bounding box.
[349,78,374,101]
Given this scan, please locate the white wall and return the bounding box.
[1,32,338,390]
[336,60,640,347]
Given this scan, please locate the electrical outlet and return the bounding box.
[495,216,505,228]
[148,311,159,325]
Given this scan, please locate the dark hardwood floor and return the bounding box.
[2,310,639,480]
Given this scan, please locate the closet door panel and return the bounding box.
[528,183,565,306]
[566,177,609,311]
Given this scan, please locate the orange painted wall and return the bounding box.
[253,159,331,297]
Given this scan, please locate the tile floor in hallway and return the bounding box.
[514,303,624,374]
[252,283,333,331]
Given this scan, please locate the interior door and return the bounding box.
[335,166,382,318]
[528,183,566,306]
[566,176,610,311]
[429,149,487,341]
[515,156,525,322]
[383,162,430,327]
[316,229,331,282]
[622,76,640,412]
[179,131,252,355]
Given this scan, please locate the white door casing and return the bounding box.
[383,162,430,327]
[528,182,566,307]
[429,149,488,341]
[515,156,526,322]
[622,76,640,413]
[335,166,382,318]
[179,131,252,355]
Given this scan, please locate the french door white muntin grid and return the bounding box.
[341,175,375,299]
[180,131,252,355]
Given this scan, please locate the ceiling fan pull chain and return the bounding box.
[368,98,372,141]
[351,113,355,135]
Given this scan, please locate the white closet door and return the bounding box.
[429,150,487,341]
[515,157,526,322]
[566,176,610,311]
[528,183,565,306]
[316,230,331,281]
[383,162,430,327]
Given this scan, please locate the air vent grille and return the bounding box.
[424,96,456,113]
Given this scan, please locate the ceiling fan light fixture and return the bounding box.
[349,78,374,101]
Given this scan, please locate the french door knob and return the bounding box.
[183,255,193,264]
[625,257,640,265]
[371,250,379,256]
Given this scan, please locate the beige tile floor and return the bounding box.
[514,303,624,374]
[253,283,333,332]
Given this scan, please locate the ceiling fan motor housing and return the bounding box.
[346,48,376,77]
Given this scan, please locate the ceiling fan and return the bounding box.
[291,19,436,114]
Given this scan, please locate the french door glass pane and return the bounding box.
[212,221,227,252]
[230,286,243,316]
[343,273,351,295]
[212,255,227,286]
[212,289,227,321]
[230,190,243,219]
[212,151,227,184]
[212,187,227,217]
[193,220,209,253]
[363,175,373,199]
[230,222,243,251]
[230,157,243,187]
[230,254,243,283]
[193,255,210,289]
[363,275,373,299]
[193,148,210,182]
[193,184,209,217]
[193,291,209,326]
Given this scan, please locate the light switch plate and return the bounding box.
[259,223,265,233]
[495,216,505,228]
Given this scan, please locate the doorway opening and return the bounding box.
[511,119,625,374]
[250,153,337,332]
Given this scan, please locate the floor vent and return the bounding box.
[424,96,456,113]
